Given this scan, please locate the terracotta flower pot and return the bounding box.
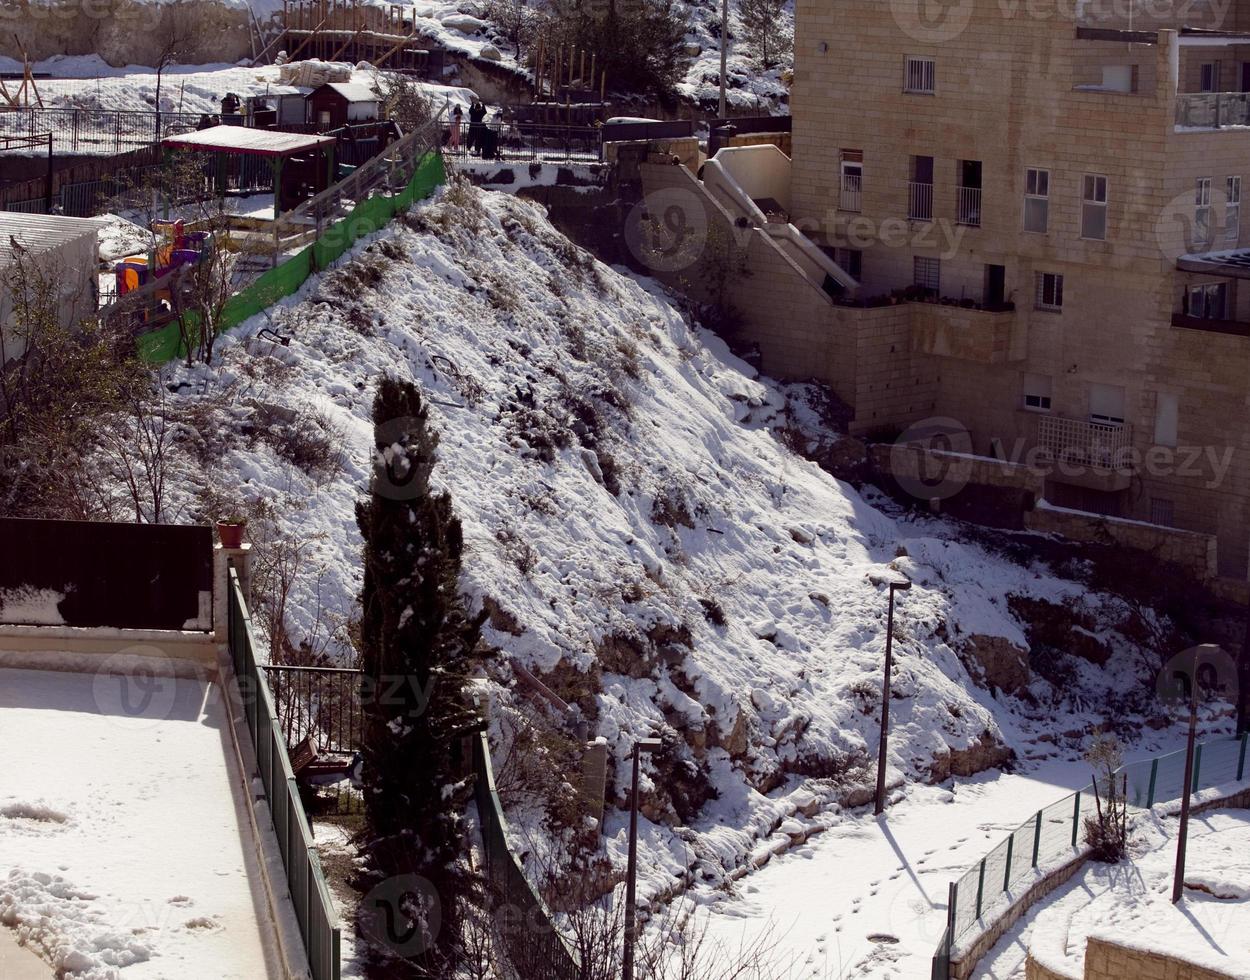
[216,521,246,549]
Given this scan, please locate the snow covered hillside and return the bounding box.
[97,178,1170,906]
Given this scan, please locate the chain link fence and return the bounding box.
[933,731,1250,975]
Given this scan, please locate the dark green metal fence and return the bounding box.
[228,568,342,980]
[932,731,1250,977]
[473,732,582,980]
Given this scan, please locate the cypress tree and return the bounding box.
[355,375,483,976]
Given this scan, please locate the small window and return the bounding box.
[1227,176,1241,246]
[1081,174,1108,240]
[1200,61,1220,93]
[1089,383,1126,425]
[317,109,332,126]
[1035,272,1064,311]
[1023,373,1052,412]
[913,256,940,294]
[834,247,862,280]
[840,150,863,213]
[1154,392,1179,447]
[1024,167,1049,233]
[904,56,936,94]
[1185,281,1228,319]
[1150,498,1176,527]
[1195,177,1212,247]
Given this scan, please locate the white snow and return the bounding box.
[980,807,1250,979]
[75,179,1204,939]
[0,667,290,979]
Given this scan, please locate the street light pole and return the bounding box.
[1172,646,1215,903]
[874,577,911,816]
[623,736,662,980]
[718,0,729,119]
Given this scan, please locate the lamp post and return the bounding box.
[718,0,728,119]
[623,736,663,980]
[871,574,911,816]
[1172,644,1220,903]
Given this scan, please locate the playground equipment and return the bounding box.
[114,220,214,324]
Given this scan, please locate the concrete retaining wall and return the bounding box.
[1025,505,1219,579]
[1027,937,1242,980]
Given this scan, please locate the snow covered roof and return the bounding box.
[0,213,104,270]
[162,126,336,157]
[310,82,380,103]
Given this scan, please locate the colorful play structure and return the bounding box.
[113,219,214,324]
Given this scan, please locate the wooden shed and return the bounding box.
[305,82,381,129]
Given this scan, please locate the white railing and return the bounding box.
[908,181,933,221]
[841,172,862,213]
[956,185,981,227]
[1036,415,1133,469]
[1175,92,1250,130]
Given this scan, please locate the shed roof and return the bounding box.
[311,82,380,103]
[0,213,104,270]
[161,126,336,157]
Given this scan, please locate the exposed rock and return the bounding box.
[961,633,1030,694]
[482,595,525,635]
[479,43,503,60]
[928,731,1015,782]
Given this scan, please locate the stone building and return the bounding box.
[704,0,1250,578]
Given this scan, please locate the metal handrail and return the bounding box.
[227,569,341,980]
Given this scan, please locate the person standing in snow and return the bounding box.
[468,100,487,154]
[448,105,463,152]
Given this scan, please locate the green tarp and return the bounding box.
[136,151,446,364]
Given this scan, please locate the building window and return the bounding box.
[904,56,936,94]
[1227,176,1241,246]
[1154,392,1179,447]
[957,159,982,227]
[1024,167,1049,233]
[840,150,862,213]
[1200,61,1220,92]
[1089,383,1126,425]
[1081,174,1108,240]
[1195,177,1212,247]
[834,247,862,280]
[913,256,940,294]
[1185,281,1228,319]
[1035,272,1064,311]
[1023,373,1052,412]
[1150,498,1176,527]
[909,155,934,221]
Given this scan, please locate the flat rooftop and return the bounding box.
[0,667,289,978]
[162,125,336,157]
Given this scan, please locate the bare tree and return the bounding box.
[484,0,538,58]
[370,70,437,134]
[98,378,178,524]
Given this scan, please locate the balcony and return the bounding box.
[1175,92,1250,130]
[1032,414,1134,492]
[1171,312,1250,337]
[840,172,862,213]
[956,185,981,226]
[908,181,933,221]
[910,301,1018,364]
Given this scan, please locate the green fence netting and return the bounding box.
[135,151,446,364]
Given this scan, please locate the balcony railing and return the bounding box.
[956,186,981,226]
[841,172,862,212]
[908,181,933,221]
[1175,92,1250,130]
[1035,415,1133,470]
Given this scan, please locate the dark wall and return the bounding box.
[0,519,213,631]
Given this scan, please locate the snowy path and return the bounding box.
[692,761,1097,979]
[0,668,283,979]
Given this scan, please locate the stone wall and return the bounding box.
[1024,505,1219,579]
[1,0,258,65]
[1027,937,1242,980]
